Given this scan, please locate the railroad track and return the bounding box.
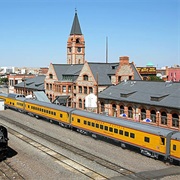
[0,114,147,179]
[0,160,24,179]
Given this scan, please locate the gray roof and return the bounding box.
[15,75,45,91]
[52,62,141,85]
[53,64,83,81]
[70,11,82,35]
[99,80,180,109]
[89,62,142,85]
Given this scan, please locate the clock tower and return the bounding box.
[67,10,85,64]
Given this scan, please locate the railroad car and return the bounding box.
[71,109,180,162]
[24,99,73,127]
[0,92,179,164]
[0,125,8,160]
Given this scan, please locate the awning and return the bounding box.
[53,95,69,105]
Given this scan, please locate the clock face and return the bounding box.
[77,47,81,52]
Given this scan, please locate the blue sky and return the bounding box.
[0,0,179,68]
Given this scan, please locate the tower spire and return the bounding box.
[70,9,82,35]
[67,10,85,65]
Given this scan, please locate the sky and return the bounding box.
[0,0,179,68]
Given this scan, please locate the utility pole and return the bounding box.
[106,36,108,63]
[96,73,99,114]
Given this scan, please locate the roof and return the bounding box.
[14,75,45,91]
[70,11,82,35]
[72,109,179,137]
[99,80,180,109]
[53,64,83,81]
[89,62,142,85]
[52,62,141,85]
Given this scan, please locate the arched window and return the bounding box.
[79,99,82,108]
[150,110,156,123]
[112,104,117,117]
[76,38,80,43]
[120,105,124,114]
[101,102,105,113]
[172,113,179,128]
[49,74,53,79]
[141,108,146,120]
[161,111,167,125]
[128,106,133,118]
[83,75,88,81]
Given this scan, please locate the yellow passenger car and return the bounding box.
[24,99,73,126]
[71,109,179,161]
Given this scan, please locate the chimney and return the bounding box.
[119,56,129,66]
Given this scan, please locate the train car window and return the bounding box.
[144,137,150,143]
[54,112,56,116]
[60,114,63,118]
[92,122,95,127]
[28,105,30,108]
[109,127,113,132]
[114,128,118,134]
[104,126,108,131]
[173,144,176,151]
[51,111,53,115]
[84,120,87,125]
[13,103,14,105]
[160,137,165,145]
[125,131,129,137]
[77,119,80,123]
[119,130,123,135]
[130,133,135,138]
[100,125,103,129]
[88,121,91,126]
[96,124,99,128]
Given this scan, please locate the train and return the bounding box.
[0,92,179,164]
[0,125,8,160]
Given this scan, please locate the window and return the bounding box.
[130,133,135,138]
[150,110,156,123]
[92,122,95,127]
[100,125,103,129]
[62,86,66,93]
[125,131,129,137]
[109,127,113,132]
[79,86,82,93]
[84,120,87,125]
[114,128,118,134]
[83,75,88,81]
[173,145,176,151]
[84,86,87,94]
[77,119,80,123]
[172,113,179,128]
[161,112,167,125]
[96,124,99,128]
[119,130,123,135]
[60,114,63,118]
[79,99,82,108]
[120,105,124,114]
[88,121,91,126]
[104,126,108,131]
[128,106,133,118]
[160,137,165,145]
[49,74,53,79]
[144,137,150,143]
[89,87,93,93]
[141,108,146,120]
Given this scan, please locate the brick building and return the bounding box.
[98,80,180,131]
